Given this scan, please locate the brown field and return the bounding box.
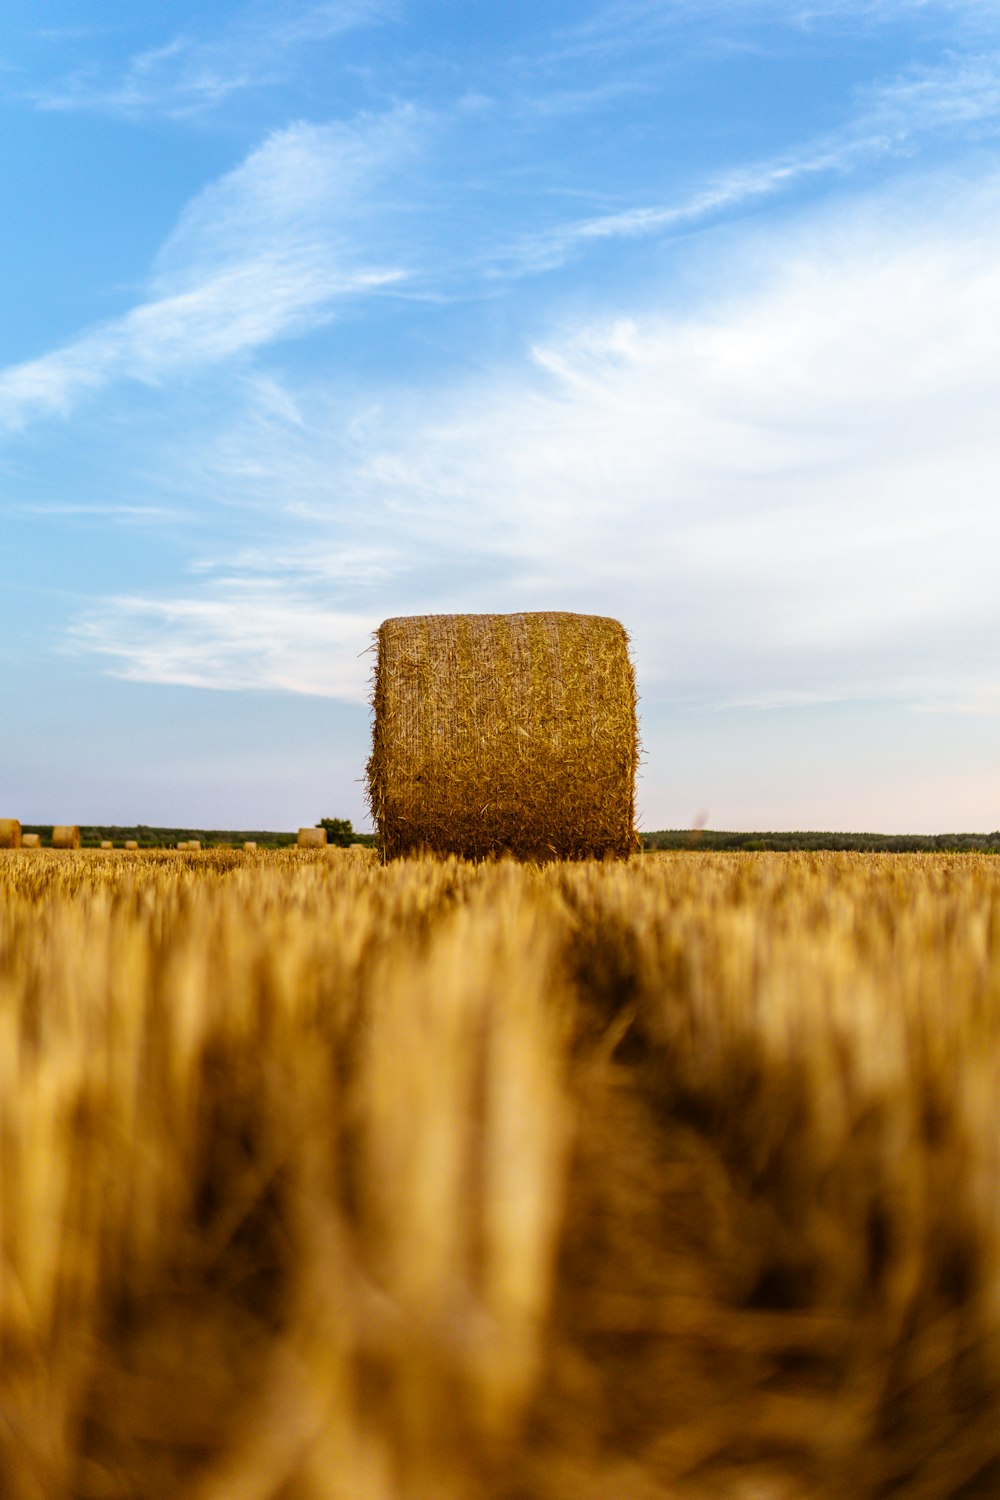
[1,848,998,1499]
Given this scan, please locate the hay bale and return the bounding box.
[187,840,201,852]
[22,833,40,849]
[367,612,638,861]
[51,826,80,850]
[100,841,113,850]
[0,819,22,849]
[124,841,138,851]
[243,841,258,851]
[297,827,328,848]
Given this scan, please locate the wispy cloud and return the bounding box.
[28,1,392,119]
[500,48,1000,273]
[69,585,376,699]
[68,173,1000,712]
[0,111,416,431]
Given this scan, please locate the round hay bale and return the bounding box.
[187,839,202,852]
[243,841,258,851]
[124,840,138,851]
[0,819,22,849]
[51,825,81,850]
[367,611,638,861]
[297,827,328,848]
[100,841,114,850]
[21,833,41,849]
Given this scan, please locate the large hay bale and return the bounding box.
[51,826,80,850]
[22,833,40,849]
[368,612,638,861]
[297,827,328,848]
[0,819,22,849]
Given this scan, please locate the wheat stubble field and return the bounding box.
[1,848,999,1500]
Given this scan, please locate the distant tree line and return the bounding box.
[22,820,375,850]
[639,830,1000,853]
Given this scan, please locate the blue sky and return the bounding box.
[2,0,999,833]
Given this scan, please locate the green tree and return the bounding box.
[318,817,356,848]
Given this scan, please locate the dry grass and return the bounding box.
[0,848,998,1499]
[367,612,638,860]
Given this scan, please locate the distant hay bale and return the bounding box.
[100,841,113,850]
[367,612,638,861]
[51,826,80,850]
[187,840,202,852]
[0,819,22,849]
[124,841,138,851]
[297,827,328,848]
[243,841,258,851]
[22,833,40,849]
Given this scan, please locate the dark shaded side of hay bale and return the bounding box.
[51,825,81,850]
[367,612,638,861]
[0,819,22,849]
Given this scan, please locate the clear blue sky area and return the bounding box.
[2,1,998,832]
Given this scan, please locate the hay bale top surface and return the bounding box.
[368,611,637,861]
[0,819,22,849]
[51,825,80,850]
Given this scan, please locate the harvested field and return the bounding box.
[0,848,998,1499]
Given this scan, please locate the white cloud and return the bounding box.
[0,112,415,431]
[69,585,376,700]
[505,49,1000,273]
[29,1,392,119]
[68,173,1000,715]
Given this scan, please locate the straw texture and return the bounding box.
[367,612,638,860]
[297,827,328,848]
[0,819,22,849]
[51,825,80,850]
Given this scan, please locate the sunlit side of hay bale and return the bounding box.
[297,827,328,848]
[0,818,22,848]
[368,611,638,860]
[21,833,40,849]
[51,825,80,850]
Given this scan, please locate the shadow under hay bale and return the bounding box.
[367,612,639,861]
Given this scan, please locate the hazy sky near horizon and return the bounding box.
[2,0,998,833]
